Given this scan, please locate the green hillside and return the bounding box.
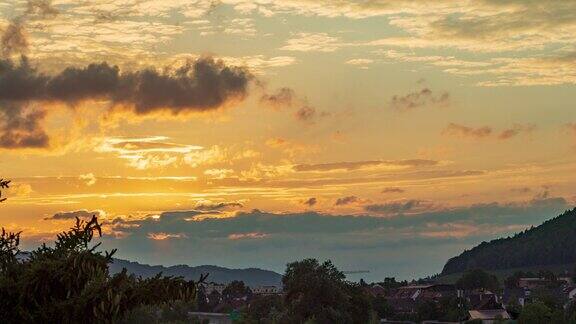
[441,208,576,275]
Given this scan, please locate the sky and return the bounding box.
[0,0,575,281]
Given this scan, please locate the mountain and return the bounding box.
[109,258,283,287]
[441,208,576,275]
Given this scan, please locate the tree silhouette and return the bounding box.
[0,178,10,203]
[0,190,208,323]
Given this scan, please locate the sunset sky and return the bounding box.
[1,0,575,280]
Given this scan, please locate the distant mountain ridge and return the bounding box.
[109,258,282,287]
[442,208,576,275]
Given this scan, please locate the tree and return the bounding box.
[279,258,371,324]
[416,300,440,322]
[518,302,552,324]
[371,295,394,319]
[0,213,206,323]
[242,294,282,323]
[456,269,499,291]
[0,178,10,203]
[222,280,252,303]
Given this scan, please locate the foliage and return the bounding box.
[241,294,282,324]
[456,269,500,291]
[278,258,371,324]
[0,178,10,203]
[223,280,252,303]
[371,295,394,319]
[0,213,205,323]
[443,208,576,274]
[518,302,553,324]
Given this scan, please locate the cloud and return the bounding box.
[334,196,360,206]
[1,0,59,58]
[497,124,536,140]
[259,87,321,124]
[0,102,49,149]
[79,173,97,186]
[294,106,316,122]
[259,87,295,109]
[228,232,269,240]
[302,197,317,207]
[0,56,251,149]
[97,136,203,169]
[442,123,493,139]
[280,32,344,52]
[364,200,433,216]
[194,201,244,211]
[390,87,450,111]
[293,159,438,172]
[345,58,373,67]
[98,198,570,280]
[381,187,405,194]
[147,232,187,240]
[443,123,536,140]
[204,169,234,179]
[46,209,105,220]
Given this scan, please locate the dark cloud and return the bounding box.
[1,19,28,58]
[194,201,244,211]
[1,0,59,58]
[511,187,531,194]
[293,159,438,172]
[442,123,493,139]
[97,198,570,280]
[364,200,432,215]
[381,187,405,194]
[390,88,450,111]
[0,102,48,149]
[260,87,295,109]
[497,124,535,140]
[46,209,104,220]
[294,105,316,122]
[443,123,535,140]
[334,196,360,206]
[0,56,251,148]
[303,197,317,207]
[259,87,323,124]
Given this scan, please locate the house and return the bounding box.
[503,287,531,306]
[366,284,386,297]
[252,285,282,295]
[463,289,500,309]
[387,284,456,314]
[518,276,572,290]
[202,282,227,295]
[468,296,510,324]
[189,312,232,324]
[468,309,511,324]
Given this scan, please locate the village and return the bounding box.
[191,269,576,324]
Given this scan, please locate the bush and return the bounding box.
[0,214,206,323]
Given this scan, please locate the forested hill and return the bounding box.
[441,208,576,275]
[109,258,282,287]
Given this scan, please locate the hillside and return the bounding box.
[441,208,576,275]
[109,258,283,287]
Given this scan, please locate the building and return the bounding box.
[366,283,386,297]
[252,285,282,295]
[518,276,572,290]
[468,309,511,324]
[468,296,510,324]
[202,282,227,295]
[189,312,232,324]
[387,284,456,314]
